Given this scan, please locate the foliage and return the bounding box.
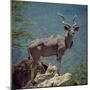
[72,60,87,85]
[12,28,34,48]
[12,1,34,48]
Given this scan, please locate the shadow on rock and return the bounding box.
[12,59,48,89]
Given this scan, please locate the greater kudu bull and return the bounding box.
[27,13,79,82]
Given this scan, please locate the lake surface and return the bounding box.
[12,2,87,73]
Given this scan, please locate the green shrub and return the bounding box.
[72,60,87,85]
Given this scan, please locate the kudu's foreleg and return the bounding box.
[56,56,62,75]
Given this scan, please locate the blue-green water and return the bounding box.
[12,2,87,73]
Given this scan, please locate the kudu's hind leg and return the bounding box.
[27,48,31,60]
[30,57,40,84]
[56,56,62,75]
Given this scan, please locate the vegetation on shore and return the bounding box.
[72,60,87,85]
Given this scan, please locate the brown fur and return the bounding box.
[27,33,73,79]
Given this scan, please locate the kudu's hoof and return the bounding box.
[57,72,61,76]
[31,80,37,85]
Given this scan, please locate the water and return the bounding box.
[12,1,87,73]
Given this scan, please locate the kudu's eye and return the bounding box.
[64,25,71,30]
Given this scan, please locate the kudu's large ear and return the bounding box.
[74,25,80,31]
[63,23,71,31]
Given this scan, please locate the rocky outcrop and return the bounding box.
[12,59,79,89]
[23,65,79,89]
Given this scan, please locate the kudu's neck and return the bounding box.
[65,32,73,49]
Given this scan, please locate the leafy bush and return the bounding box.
[12,1,34,48]
[72,60,87,85]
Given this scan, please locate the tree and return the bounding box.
[12,1,34,48]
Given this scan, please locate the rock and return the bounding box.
[34,65,79,88]
[37,73,78,87]
[34,65,58,83]
[12,59,48,89]
[51,73,73,86]
[46,65,58,74]
[12,59,79,89]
